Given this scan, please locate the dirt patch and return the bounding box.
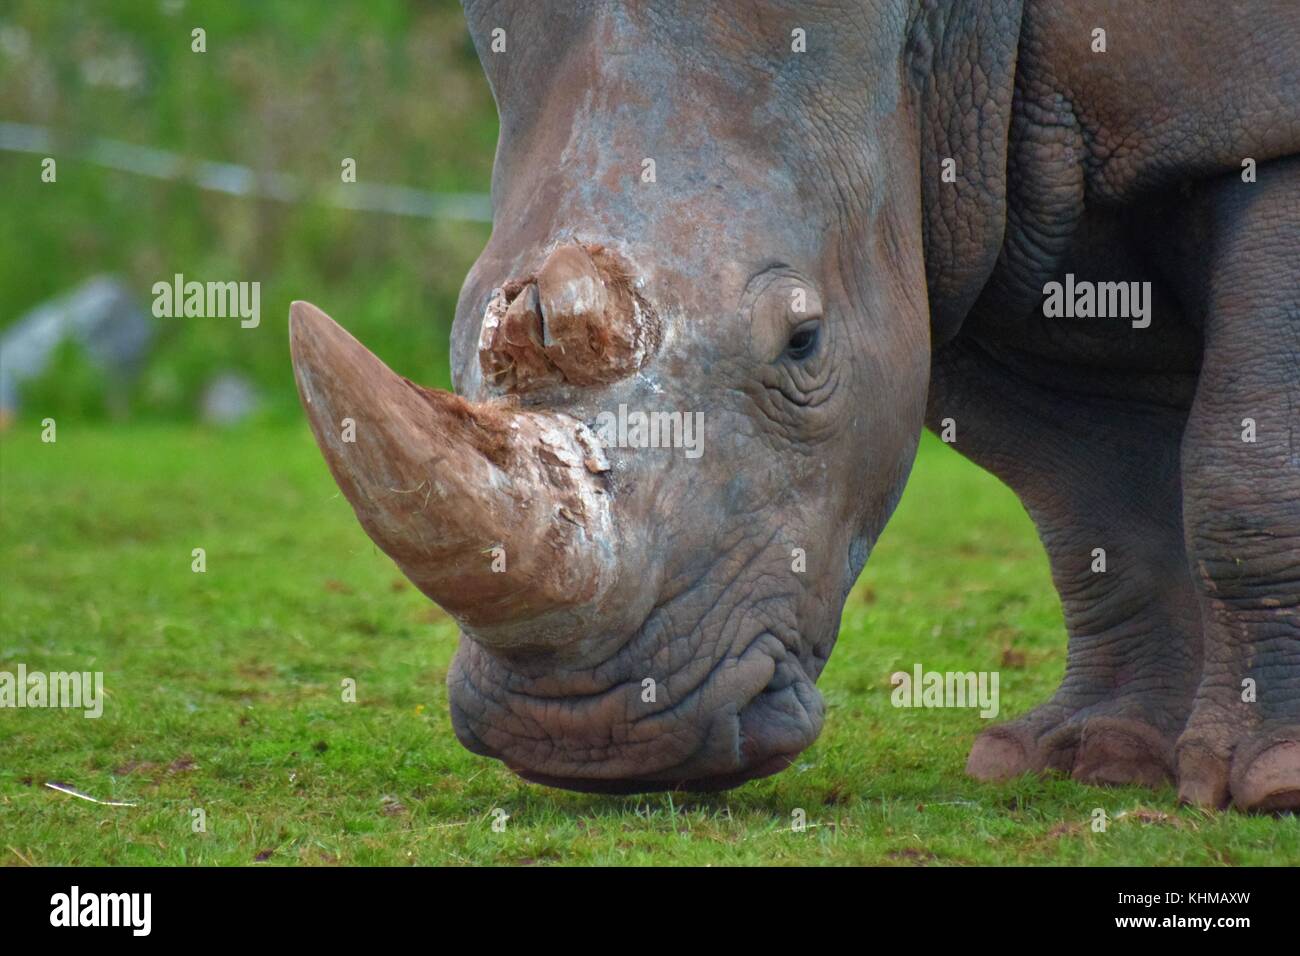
[1000,647,1028,668]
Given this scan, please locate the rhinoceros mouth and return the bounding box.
[509,751,802,795]
[447,629,826,793]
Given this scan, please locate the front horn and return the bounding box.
[289,300,617,642]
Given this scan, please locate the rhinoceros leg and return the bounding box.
[1173,160,1300,814]
[927,342,1202,788]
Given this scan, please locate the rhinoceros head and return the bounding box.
[291,0,1019,790]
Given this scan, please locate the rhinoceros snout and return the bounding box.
[447,627,827,793]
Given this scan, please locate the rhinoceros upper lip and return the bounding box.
[504,671,819,793]
[474,628,784,712]
[627,629,786,720]
[454,629,818,790]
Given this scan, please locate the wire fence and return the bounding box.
[1,120,493,223]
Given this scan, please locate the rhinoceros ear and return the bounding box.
[907,0,1026,346]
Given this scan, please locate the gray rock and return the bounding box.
[199,372,260,426]
[0,275,152,414]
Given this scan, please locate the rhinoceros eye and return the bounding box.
[784,321,820,362]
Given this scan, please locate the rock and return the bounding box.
[199,372,260,425]
[0,275,152,416]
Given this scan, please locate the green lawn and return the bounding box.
[2,425,1295,865]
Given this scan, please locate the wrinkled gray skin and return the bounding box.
[305,0,1300,809]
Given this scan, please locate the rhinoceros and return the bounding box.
[289,0,1300,811]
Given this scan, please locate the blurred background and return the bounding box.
[0,0,495,425]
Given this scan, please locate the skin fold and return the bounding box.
[290,0,1300,810]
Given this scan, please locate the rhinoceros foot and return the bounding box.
[966,693,1187,789]
[1177,713,1300,815]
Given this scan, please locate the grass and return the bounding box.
[2,425,1296,866]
